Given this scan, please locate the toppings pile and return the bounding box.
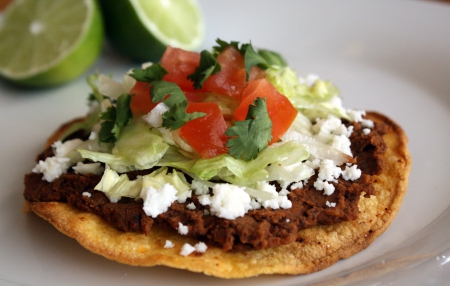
[31,39,375,234]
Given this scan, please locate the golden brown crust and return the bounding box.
[24,111,411,278]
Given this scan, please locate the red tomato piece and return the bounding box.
[180,102,228,158]
[202,46,265,100]
[184,91,206,103]
[160,46,200,91]
[129,81,155,115]
[234,79,297,144]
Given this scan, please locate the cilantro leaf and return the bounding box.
[242,43,270,80]
[150,80,206,130]
[257,49,288,67]
[212,38,241,55]
[187,50,221,89]
[98,93,133,143]
[225,97,273,161]
[129,63,167,83]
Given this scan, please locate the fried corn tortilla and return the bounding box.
[23,111,411,278]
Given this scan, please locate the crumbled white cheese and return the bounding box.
[72,162,104,175]
[179,242,208,256]
[186,202,196,210]
[305,159,321,169]
[82,192,91,198]
[88,132,97,140]
[246,181,292,210]
[176,190,192,204]
[142,102,170,128]
[317,159,342,182]
[314,180,335,196]
[32,157,70,182]
[250,199,261,210]
[290,182,303,190]
[333,123,352,137]
[164,240,175,249]
[312,115,343,135]
[178,222,189,235]
[331,134,352,155]
[180,243,196,256]
[342,165,362,181]
[262,195,292,209]
[361,119,374,128]
[286,219,290,223]
[346,109,366,122]
[209,184,251,220]
[198,194,211,206]
[362,128,371,135]
[278,189,290,196]
[52,139,84,158]
[191,180,210,195]
[194,242,208,253]
[326,201,336,208]
[140,183,178,218]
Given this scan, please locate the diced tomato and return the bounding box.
[234,79,297,144]
[180,102,228,158]
[202,46,265,100]
[160,46,200,91]
[184,91,206,103]
[129,81,155,115]
[248,65,266,81]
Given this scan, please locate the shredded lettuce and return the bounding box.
[265,66,349,120]
[142,167,191,202]
[79,120,169,172]
[159,140,309,186]
[112,120,168,169]
[94,167,142,202]
[94,166,192,204]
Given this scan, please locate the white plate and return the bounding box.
[1,0,449,285]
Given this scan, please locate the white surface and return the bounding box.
[1,0,450,285]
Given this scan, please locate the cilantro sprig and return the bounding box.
[225,97,273,161]
[150,80,205,130]
[187,50,221,89]
[129,63,206,130]
[98,93,133,143]
[129,63,167,82]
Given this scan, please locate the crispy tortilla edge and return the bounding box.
[23,111,411,278]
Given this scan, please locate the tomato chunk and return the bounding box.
[203,46,265,100]
[180,102,228,158]
[160,46,200,91]
[130,81,155,115]
[234,79,297,144]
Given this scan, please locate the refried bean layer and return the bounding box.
[24,119,388,251]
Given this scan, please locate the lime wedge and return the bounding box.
[100,0,205,62]
[0,0,104,87]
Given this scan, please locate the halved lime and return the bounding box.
[0,0,104,87]
[99,0,205,62]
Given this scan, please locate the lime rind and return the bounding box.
[99,0,205,62]
[0,0,104,86]
[130,0,205,50]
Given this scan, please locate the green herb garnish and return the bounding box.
[98,93,133,143]
[151,81,205,130]
[130,64,206,130]
[129,63,167,83]
[187,50,221,89]
[225,97,273,161]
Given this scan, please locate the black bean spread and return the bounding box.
[24,120,388,251]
